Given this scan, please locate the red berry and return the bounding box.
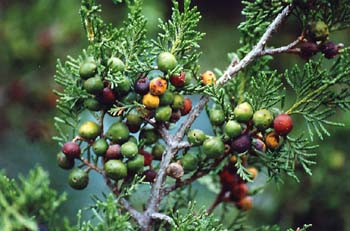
[139,149,153,166]
[273,114,293,135]
[231,183,248,201]
[105,144,121,160]
[99,87,117,105]
[62,142,81,159]
[143,169,157,183]
[219,169,235,186]
[170,72,186,87]
[180,98,192,116]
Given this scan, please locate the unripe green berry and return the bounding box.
[127,155,144,172]
[106,122,130,144]
[121,141,139,158]
[79,61,97,79]
[234,102,253,122]
[155,106,172,122]
[224,120,242,138]
[157,52,177,72]
[108,57,125,72]
[78,121,100,140]
[203,137,225,158]
[83,77,104,94]
[68,168,89,190]
[187,129,207,146]
[253,109,273,130]
[92,138,108,156]
[104,160,128,181]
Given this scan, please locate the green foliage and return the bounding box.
[0,167,66,231]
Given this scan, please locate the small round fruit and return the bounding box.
[92,138,108,156]
[139,128,159,145]
[273,114,293,135]
[121,141,139,158]
[232,183,248,200]
[310,21,329,41]
[170,72,186,87]
[57,152,74,169]
[105,122,130,143]
[180,98,192,116]
[83,77,104,94]
[265,132,281,150]
[253,109,273,130]
[126,111,143,126]
[157,52,177,72]
[149,77,167,96]
[142,93,160,109]
[170,109,182,123]
[203,137,225,158]
[234,102,253,122]
[187,129,207,146]
[105,144,121,160]
[143,169,157,183]
[155,106,172,122]
[252,138,266,152]
[100,87,117,105]
[209,109,225,126]
[104,160,127,181]
[182,152,199,172]
[224,120,242,138]
[115,77,131,96]
[247,167,258,180]
[236,196,253,211]
[159,90,174,106]
[108,57,125,72]
[134,77,150,95]
[68,169,89,190]
[84,98,101,111]
[299,42,318,59]
[127,155,144,172]
[152,143,165,160]
[62,142,81,159]
[320,41,339,59]
[231,134,252,153]
[171,94,185,110]
[79,61,97,79]
[78,121,100,140]
[166,162,184,179]
[201,70,216,85]
[139,149,153,165]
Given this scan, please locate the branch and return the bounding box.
[258,38,301,57]
[151,212,176,227]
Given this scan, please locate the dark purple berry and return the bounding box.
[62,142,81,158]
[144,169,157,183]
[320,41,339,59]
[299,42,318,60]
[231,135,252,153]
[169,109,182,123]
[134,77,150,95]
[99,87,117,105]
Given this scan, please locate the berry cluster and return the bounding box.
[299,21,342,60]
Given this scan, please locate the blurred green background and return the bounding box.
[0,0,349,230]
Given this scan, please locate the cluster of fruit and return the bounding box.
[299,21,341,60]
[56,51,208,189]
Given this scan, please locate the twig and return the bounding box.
[151,212,176,227]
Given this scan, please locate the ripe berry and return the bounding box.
[107,57,125,72]
[224,120,242,138]
[234,102,253,122]
[79,60,97,79]
[231,134,251,153]
[299,42,318,59]
[134,77,150,95]
[105,144,121,160]
[232,183,248,200]
[62,142,81,159]
[180,98,192,116]
[143,169,157,183]
[142,93,160,109]
[247,167,258,180]
[170,72,186,87]
[236,196,253,211]
[273,114,293,135]
[155,106,172,122]
[209,108,225,126]
[151,143,165,160]
[78,121,100,140]
[83,77,104,94]
[187,129,207,146]
[105,122,130,143]
[203,137,225,158]
[92,138,108,156]
[149,77,167,96]
[127,155,145,172]
[157,52,177,72]
[159,90,175,106]
[121,141,139,158]
[220,169,235,186]
[139,149,153,165]
[84,98,101,111]
[310,21,329,41]
[171,94,185,110]
[68,168,89,190]
[201,70,216,85]
[57,152,75,169]
[170,109,182,123]
[104,160,128,181]
[253,109,273,130]
[99,87,117,105]
[265,132,281,150]
[166,162,184,179]
[252,138,266,152]
[139,128,159,145]
[181,152,199,172]
[320,41,339,59]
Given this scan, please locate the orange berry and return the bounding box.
[236,196,253,211]
[247,167,258,180]
[201,71,216,85]
[265,131,280,150]
[149,77,167,96]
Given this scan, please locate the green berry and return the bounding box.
[209,109,225,126]
[203,137,225,158]
[182,152,199,172]
[79,60,97,79]
[172,94,185,110]
[253,109,273,130]
[106,122,130,144]
[83,77,104,94]
[310,21,329,41]
[159,90,174,106]
[79,121,100,140]
[121,141,139,158]
[57,152,74,170]
[224,120,242,138]
[234,102,253,122]
[187,129,207,146]
[92,138,108,156]
[152,143,165,160]
[139,128,159,145]
[157,52,177,72]
[104,160,128,181]
[84,98,101,111]
[115,77,131,96]
[108,57,125,72]
[68,169,89,190]
[155,106,172,122]
[127,155,144,172]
